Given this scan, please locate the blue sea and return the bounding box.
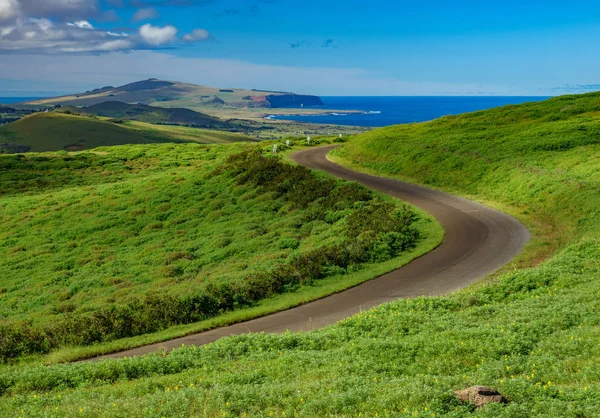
[268,96,551,127]
[0,97,43,104]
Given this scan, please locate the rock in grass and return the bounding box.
[454,386,507,408]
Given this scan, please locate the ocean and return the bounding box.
[268,96,551,127]
[0,97,43,104]
[2,96,552,127]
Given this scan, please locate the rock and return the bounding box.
[454,386,507,408]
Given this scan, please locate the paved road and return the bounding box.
[94,146,529,361]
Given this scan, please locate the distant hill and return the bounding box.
[25,79,324,110]
[0,112,254,153]
[59,101,227,128]
[0,105,16,112]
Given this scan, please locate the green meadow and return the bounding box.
[2,93,600,417]
[0,141,437,364]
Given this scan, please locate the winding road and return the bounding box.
[94,145,529,361]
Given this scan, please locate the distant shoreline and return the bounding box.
[262,108,364,119]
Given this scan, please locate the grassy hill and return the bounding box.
[0,112,254,152]
[2,93,599,417]
[75,101,227,128]
[25,79,324,110]
[0,141,438,365]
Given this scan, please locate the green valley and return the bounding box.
[1,93,599,417]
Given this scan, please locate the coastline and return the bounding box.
[264,109,372,121]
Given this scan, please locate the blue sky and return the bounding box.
[1,0,600,96]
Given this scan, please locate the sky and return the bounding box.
[1,0,600,96]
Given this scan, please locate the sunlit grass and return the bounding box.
[0,140,440,363]
[3,93,600,416]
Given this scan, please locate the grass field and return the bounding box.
[1,93,598,417]
[0,112,254,152]
[0,140,439,365]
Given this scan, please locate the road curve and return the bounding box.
[94,145,529,361]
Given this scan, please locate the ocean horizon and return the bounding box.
[2,95,554,129]
[268,96,552,127]
[0,97,44,104]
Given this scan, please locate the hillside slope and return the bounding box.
[78,101,226,127]
[0,142,439,363]
[334,92,600,247]
[0,112,253,152]
[25,79,324,109]
[2,94,600,417]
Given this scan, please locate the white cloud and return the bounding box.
[67,20,93,29]
[0,25,14,36]
[132,7,159,22]
[0,0,19,21]
[183,28,209,42]
[61,38,134,53]
[139,23,177,46]
[0,18,136,53]
[0,1,213,53]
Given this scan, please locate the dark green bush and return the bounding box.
[0,323,49,362]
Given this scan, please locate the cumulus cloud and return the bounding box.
[183,28,209,42]
[0,19,210,53]
[0,18,136,53]
[0,0,19,21]
[139,23,177,45]
[132,7,159,22]
[0,0,212,53]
